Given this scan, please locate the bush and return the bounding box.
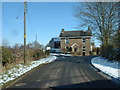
[101,44,120,60]
[114,47,120,60]
[45,50,50,55]
[33,49,46,60]
[2,47,13,66]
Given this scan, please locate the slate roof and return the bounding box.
[59,30,92,37]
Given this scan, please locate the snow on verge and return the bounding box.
[0,56,57,86]
[50,53,72,56]
[91,57,120,84]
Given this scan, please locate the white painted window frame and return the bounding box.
[65,38,69,44]
[82,38,86,43]
[82,45,86,51]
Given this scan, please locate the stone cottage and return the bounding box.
[59,28,92,56]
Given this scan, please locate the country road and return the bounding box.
[4,56,119,89]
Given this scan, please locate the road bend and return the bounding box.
[4,56,119,89]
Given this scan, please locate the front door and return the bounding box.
[74,48,77,52]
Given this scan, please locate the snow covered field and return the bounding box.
[91,57,120,84]
[0,56,57,87]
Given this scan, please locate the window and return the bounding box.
[65,39,69,44]
[66,47,69,51]
[83,52,85,56]
[83,49,86,51]
[83,46,86,48]
[82,38,86,43]
[66,47,72,51]
[69,47,72,51]
[54,41,60,48]
[82,46,86,51]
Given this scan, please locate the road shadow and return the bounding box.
[55,56,96,64]
[50,79,119,89]
[4,80,119,89]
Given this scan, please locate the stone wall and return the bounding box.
[60,37,91,56]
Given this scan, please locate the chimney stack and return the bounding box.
[61,28,64,33]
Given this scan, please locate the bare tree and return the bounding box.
[13,43,21,49]
[74,2,119,46]
[2,39,10,48]
[32,41,41,49]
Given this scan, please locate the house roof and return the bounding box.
[59,30,92,37]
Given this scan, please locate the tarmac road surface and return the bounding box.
[4,56,119,89]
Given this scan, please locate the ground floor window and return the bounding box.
[83,52,85,56]
[66,47,69,51]
[69,47,72,51]
[66,47,72,52]
[82,46,86,51]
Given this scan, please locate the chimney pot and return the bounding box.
[62,28,64,32]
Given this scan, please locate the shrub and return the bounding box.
[100,44,120,61]
[45,50,50,55]
[33,49,46,60]
[114,47,120,60]
[2,47,13,66]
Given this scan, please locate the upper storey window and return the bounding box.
[82,38,86,43]
[65,39,69,44]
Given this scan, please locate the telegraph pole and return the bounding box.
[24,0,27,65]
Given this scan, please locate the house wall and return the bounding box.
[48,38,61,53]
[49,40,54,48]
[84,38,91,55]
[60,37,91,55]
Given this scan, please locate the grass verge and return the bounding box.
[1,63,47,89]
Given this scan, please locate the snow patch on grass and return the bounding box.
[91,57,120,81]
[0,56,57,86]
